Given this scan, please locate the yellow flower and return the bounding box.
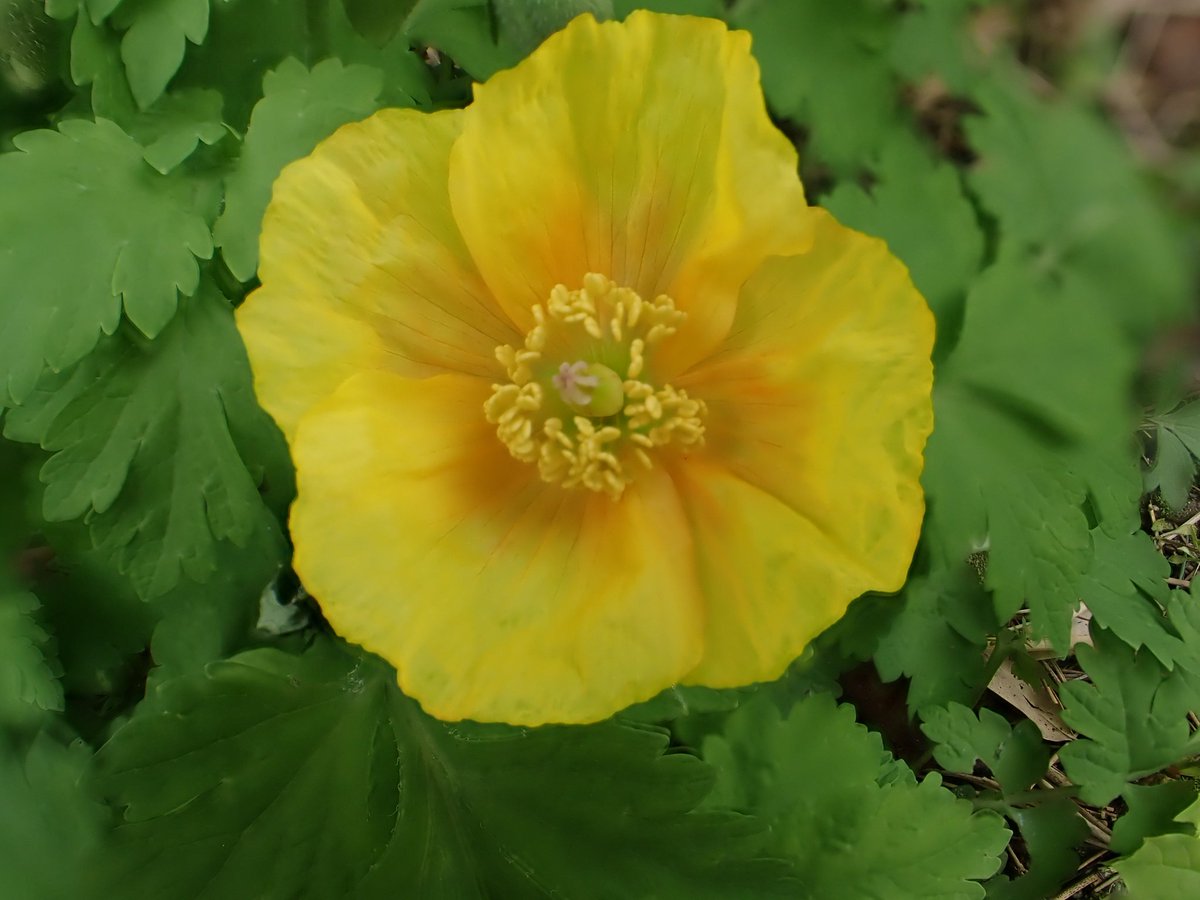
[236,11,935,725]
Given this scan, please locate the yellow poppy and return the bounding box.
[236,11,935,725]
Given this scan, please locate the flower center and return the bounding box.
[484,274,707,499]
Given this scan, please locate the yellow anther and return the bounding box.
[484,274,707,498]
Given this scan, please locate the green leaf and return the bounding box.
[213,57,382,281]
[732,0,902,172]
[1152,399,1200,505]
[3,284,292,600]
[924,260,1137,649]
[0,733,106,900]
[889,0,987,93]
[33,531,159,698]
[1111,781,1200,856]
[988,799,1089,900]
[492,0,613,52]
[873,563,997,713]
[1059,630,1200,806]
[341,0,419,45]
[103,0,211,109]
[704,693,1010,899]
[966,78,1192,336]
[1113,795,1200,897]
[920,703,1050,796]
[95,640,790,899]
[0,589,63,725]
[0,117,212,406]
[404,0,522,79]
[1148,427,1198,511]
[613,0,723,15]
[824,134,983,327]
[147,523,288,684]
[66,13,228,172]
[1076,529,1184,671]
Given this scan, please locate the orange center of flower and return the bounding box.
[484,274,707,499]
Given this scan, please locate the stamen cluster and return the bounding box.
[484,274,707,498]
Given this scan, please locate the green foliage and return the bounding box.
[1111,781,1200,856]
[920,703,1050,796]
[214,57,383,281]
[965,78,1191,337]
[989,800,1089,900]
[1060,629,1200,806]
[493,0,614,52]
[95,639,790,898]
[405,0,522,79]
[0,733,106,900]
[704,694,1010,899]
[3,287,292,599]
[341,0,420,46]
[0,117,212,406]
[1113,795,1200,897]
[104,0,212,109]
[824,134,983,328]
[0,1,1197,896]
[873,563,997,713]
[0,589,63,726]
[1150,400,1200,509]
[924,259,1136,649]
[732,0,903,172]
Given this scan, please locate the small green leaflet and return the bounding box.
[67,14,227,173]
[93,640,791,899]
[1059,629,1200,806]
[873,564,998,714]
[1150,399,1200,509]
[1113,795,1200,897]
[920,703,1050,796]
[213,57,383,282]
[0,117,212,407]
[1075,528,1187,671]
[0,589,63,726]
[83,0,212,109]
[2,284,292,600]
[703,693,1010,899]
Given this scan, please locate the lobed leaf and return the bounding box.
[213,57,383,281]
[703,693,1010,900]
[0,117,212,406]
[1059,629,1200,806]
[1113,795,1200,897]
[920,703,1050,796]
[732,0,903,172]
[0,589,63,726]
[924,260,1137,650]
[94,639,791,899]
[3,284,292,600]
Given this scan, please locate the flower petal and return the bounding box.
[449,11,813,376]
[237,108,518,439]
[289,370,705,725]
[676,209,934,684]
